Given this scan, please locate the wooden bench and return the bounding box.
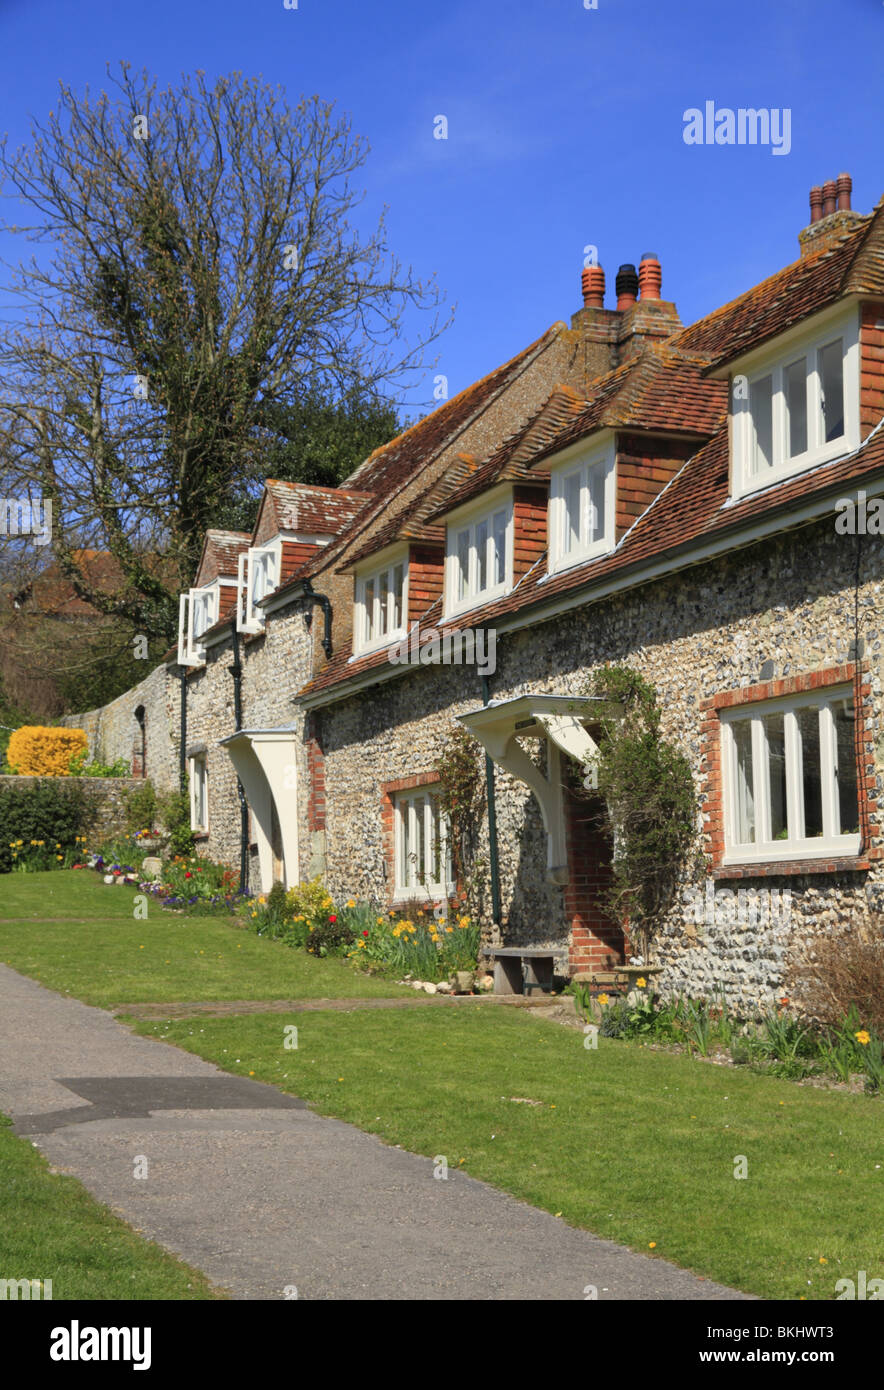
[481,948,557,997]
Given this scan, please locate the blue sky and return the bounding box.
[0,0,881,420]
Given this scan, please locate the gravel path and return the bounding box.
[0,964,751,1301]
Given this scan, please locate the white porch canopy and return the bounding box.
[456,695,608,885]
[219,727,300,893]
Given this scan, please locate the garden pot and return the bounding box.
[454,970,475,994]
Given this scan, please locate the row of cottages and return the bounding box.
[71,175,884,1012]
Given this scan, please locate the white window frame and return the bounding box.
[721,685,860,864]
[443,492,513,619]
[393,785,453,900]
[731,306,860,499]
[177,584,220,666]
[237,540,282,634]
[354,549,409,656]
[548,436,616,575]
[189,754,209,834]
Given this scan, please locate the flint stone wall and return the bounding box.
[182,596,315,878]
[317,514,884,1014]
[60,663,179,794]
[0,774,143,843]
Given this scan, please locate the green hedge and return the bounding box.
[0,780,95,873]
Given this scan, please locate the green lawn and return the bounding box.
[133,1006,884,1302]
[0,871,408,1006]
[0,1114,219,1300]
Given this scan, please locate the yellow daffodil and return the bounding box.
[346,898,356,908]
[637,977,647,988]
[598,993,610,1006]
[856,1030,871,1046]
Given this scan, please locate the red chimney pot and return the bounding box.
[821,179,837,218]
[581,264,605,309]
[638,253,662,301]
[836,172,852,212]
[809,186,823,224]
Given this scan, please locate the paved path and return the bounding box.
[0,964,751,1301]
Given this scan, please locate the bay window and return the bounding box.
[722,687,860,861]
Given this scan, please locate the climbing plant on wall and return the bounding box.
[436,725,487,913]
[584,665,698,963]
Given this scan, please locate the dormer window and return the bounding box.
[354,550,408,655]
[444,494,512,617]
[548,436,615,574]
[237,541,281,634]
[177,584,220,667]
[733,308,859,497]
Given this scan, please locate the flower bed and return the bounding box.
[248,878,482,982]
[570,985,884,1094]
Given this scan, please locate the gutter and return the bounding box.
[481,674,502,930]
[178,667,188,793]
[228,626,250,894]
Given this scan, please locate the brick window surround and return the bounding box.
[306,713,325,833]
[380,771,444,901]
[700,663,879,878]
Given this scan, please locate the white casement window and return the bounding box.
[355,553,408,654]
[548,438,616,573]
[721,686,860,863]
[237,542,281,633]
[445,497,512,616]
[189,754,209,833]
[177,585,219,666]
[732,309,859,497]
[394,786,453,899]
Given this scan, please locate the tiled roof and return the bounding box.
[10,550,175,619]
[261,480,372,536]
[299,419,884,704]
[423,387,586,520]
[670,210,881,368]
[194,530,251,585]
[270,324,563,594]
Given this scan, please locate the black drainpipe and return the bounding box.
[229,626,250,894]
[301,578,333,659]
[178,667,188,794]
[481,674,502,929]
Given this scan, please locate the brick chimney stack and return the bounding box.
[570,251,681,380]
[799,172,863,257]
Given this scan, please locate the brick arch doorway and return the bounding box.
[563,775,625,976]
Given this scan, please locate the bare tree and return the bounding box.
[0,64,447,637]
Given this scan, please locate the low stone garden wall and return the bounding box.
[0,775,144,843]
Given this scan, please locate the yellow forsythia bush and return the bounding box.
[6,726,88,777]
